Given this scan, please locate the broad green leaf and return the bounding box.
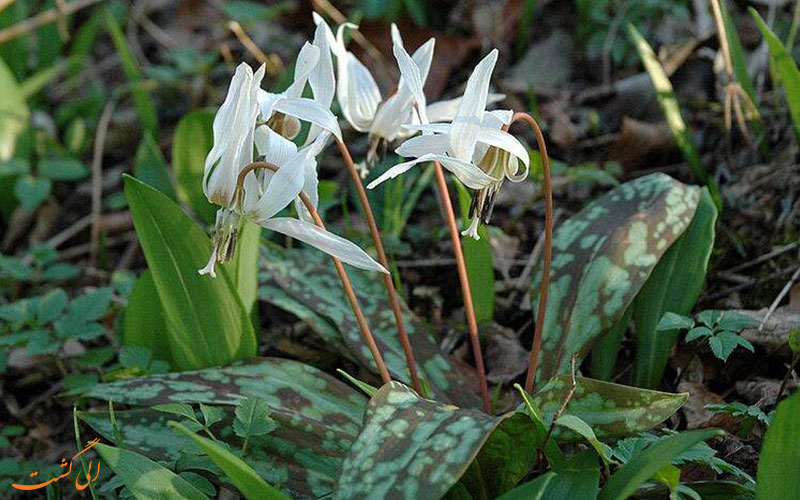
[496,472,555,500]
[104,8,158,135]
[530,173,700,380]
[223,219,260,315]
[94,443,208,500]
[514,383,566,469]
[170,422,290,500]
[259,245,483,408]
[172,109,217,223]
[533,376,687,439]
[124,175,256,369]
[632,186,716,387]
[542,449,600,500]
[134,132,177,199]
[14,175,50,210]
[628,24,705,182]
[751,8,800,143]
[455,180,495,323]
[335,382,538,500]
[598,429,723,500]
[82,358,367,498]
[123,269,172,365]
[0,55,28,161]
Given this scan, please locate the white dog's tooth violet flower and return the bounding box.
[368,49,530,240]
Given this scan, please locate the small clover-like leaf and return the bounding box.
[119,345,153,370]
[68,287,113,322]
[685,326,712,343]
[716,311,759,332]
[233,397,277,439]
[200,403,225,428]
[657,312,695,332]
[153,403,200,424]
[35,288,68,325]
[697,310,723,329]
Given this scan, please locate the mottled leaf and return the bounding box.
[335,382,537,500]
[82,358,367,498]
[532,376,687,439]
[259,245,482,408]
[530,173,700,379]
[233,397,277,439]
[632,186,716,388]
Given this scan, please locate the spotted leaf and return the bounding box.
[81,357,366,498]
[532,376,688,439]
[531,173,700,379]
[259,245,482,409]
[335,382,539,500]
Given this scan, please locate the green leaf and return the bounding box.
[628,24,704,182]
[598,429,723,500]
[698,309,723,328]
[335,381,538,500]
[543,449,600,500]
[533,376,687,439]
[260,245,484,408]
[222,1,287,22]
[590,305,633,380]
[68,287,112,321]
[170,422,290,500]
[530,173,700,380]
[94,443,208,500]
[134,132,177,199]
[104,8,158,135]
[82,358,367,498]
[757,390,800,499]
[496,472,555,500]
[455,181,495,323]
[233,397,277,439]
[656,312,694,332]
[123,269,172,366]
[14,175,51,210]
[222,219,260,315]
[0,55,29,162]
[152,403,199,422]
[38,158,88,180]
[750,8,800,143]
[118,345,152,369]
[716,311,759,332]
[199,403,224,428]
[556,414,613,463]
[172,109,217,223]
[632,186,716,388]
[686,326,713,343]
[124,175,256,369]
[36,288,68,324]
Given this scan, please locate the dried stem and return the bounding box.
[0,0,103,44]
[336,140,423,394]
[227,21,283,77]
[237,162,391,384]
[431,159,492,412]
[90,100,115,267]
[511,112,554,394]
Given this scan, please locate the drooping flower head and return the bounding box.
[368,49,530,240]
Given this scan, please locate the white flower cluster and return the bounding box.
[200,14,530,276]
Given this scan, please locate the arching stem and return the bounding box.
[236,162,392,384]
[336,140,422,394]
[510,112,554,394]
[431,160,492,412]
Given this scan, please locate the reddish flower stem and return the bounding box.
[510,112,554,394]
[431,160,492,413]
[237,162,391,384]
[336,140,423,394]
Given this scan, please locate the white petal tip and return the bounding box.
[198,249,218,277]
[462,217,481,240]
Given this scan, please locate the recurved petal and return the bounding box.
[450,49,499,161]
[393,38,428,124]
[254,125,298,166]
[395,133,449,158]
[432,154,497,190]
[249,152,306,220]
[310,21,336,108]
[261,217,388,273]
[478,128,530,168]
[366,155,432,189]
[339,53,381,132]
[274,97,342,141]
[285,42,320,98]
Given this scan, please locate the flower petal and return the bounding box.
[274,97,342,141]
[450,49,498,161]
[395,133,449,158]
[340,53,381,131]
[309,21,335,108]
[249,151,306,220]
[478,128,530,168]
[366,155,431,189]
[432,154,497,190]
[392,34,429,124]
[285,42,320,98]
[261,217,388,273]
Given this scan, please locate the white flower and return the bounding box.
[367,49,530,240]
[313,15,497,171]
[203,63,264,209]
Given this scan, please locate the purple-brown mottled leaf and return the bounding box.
[530,173,700,379]
[335,382,538,500]
[532,376,687,439]
[259,245,482,408]
[81,357,366,498]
